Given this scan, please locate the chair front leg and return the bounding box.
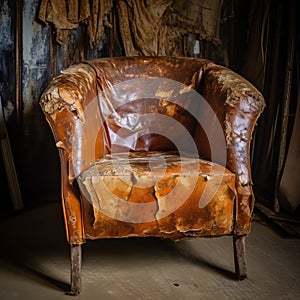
[233,235,247,280]
[70,244,82,296]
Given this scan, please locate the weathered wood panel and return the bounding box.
[0,0,17,210]
[21,0,60,203]
[0,0,111,209]
[1,0,293,216]
[0,0,16,125]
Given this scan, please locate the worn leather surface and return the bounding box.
[40,56,265,244]
[78,151,235,239]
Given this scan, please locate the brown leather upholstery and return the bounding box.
[78,151,236,240]
[40,56,265,295]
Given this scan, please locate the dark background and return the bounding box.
[0,0,299,221]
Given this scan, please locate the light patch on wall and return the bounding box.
[22,0,50,115]
[0,1,14,50]
[3,100,14,120]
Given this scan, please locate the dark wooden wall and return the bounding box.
[1,0,228,210]
[0,0,111,209]
[0,0,298,217]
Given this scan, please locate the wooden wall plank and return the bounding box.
[21,0,60,204]
[0,0,17,210]
[0,0,16,123]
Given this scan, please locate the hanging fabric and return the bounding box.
[116,0,223,56]
[38,0,113,47]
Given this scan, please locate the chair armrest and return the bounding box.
[40,63,103,245]
[200,64,265,234]
[40,63,104,181]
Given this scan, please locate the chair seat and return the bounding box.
[78,151,236,240]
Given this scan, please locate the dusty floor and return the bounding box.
[0,203,299,300]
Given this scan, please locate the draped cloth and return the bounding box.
[38,0,223,55]
[279,91,300,214]
[116,0,223,56]
[38,0,113,46]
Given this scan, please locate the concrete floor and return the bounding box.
[0,203,299,300]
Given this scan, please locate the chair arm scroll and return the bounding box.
[40,63,103,180]
[201,64,265,234]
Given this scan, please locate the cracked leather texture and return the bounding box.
[40,57,265,244]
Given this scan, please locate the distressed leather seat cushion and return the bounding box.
[78,151,236,239]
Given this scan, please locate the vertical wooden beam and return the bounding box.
[49,24,57,77]
[15,0,22,135]
[15,0,22,177]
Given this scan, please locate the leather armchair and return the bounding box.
[40,57,265,295]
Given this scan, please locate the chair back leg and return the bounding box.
[233,235,247,280]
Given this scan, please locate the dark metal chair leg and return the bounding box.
[70,244,82,296]
[233,235,247,280]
